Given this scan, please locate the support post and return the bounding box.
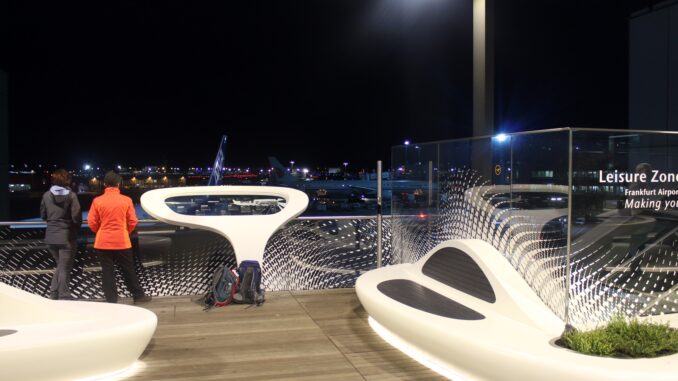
[376,160,383,268]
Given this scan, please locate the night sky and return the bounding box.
[5,1,638,169]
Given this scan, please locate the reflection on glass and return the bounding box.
[570,132,678,323]
[165,195,286,216]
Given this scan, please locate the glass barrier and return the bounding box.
[7,170,386,220]
[392,130,570,320]
[391,142,440,263]
[0,217,392,298]
[570,131,678,325]
[392,128,678,326]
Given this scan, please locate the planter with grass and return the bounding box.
[558,316,678,358]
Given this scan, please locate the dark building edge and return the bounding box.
[0,69,8,220]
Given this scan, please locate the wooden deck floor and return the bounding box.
[124,288,445,381]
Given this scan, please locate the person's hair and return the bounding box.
[51,169,72,187]
[104,171,122,187]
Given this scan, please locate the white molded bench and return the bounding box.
[357,239,678,381]
[0,282,157,381]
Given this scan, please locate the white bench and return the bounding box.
[356,239,678,381]
[0,282,157,381]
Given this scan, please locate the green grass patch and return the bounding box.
[560,316,678,358]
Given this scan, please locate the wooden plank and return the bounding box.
[345,349,446,381]
[125,289,437,380]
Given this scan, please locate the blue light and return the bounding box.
[404,140,410,146]
[494,133,508,143]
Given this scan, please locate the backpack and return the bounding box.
[233,260,265,306]
[203,265,239,310]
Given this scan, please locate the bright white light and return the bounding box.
[117,165,122,170]
[404,140,410,146]
[74,361,147,381]
[494,133,508,142]
[84,164,91,171]
[368,317,472,381]
[302,168,309,174]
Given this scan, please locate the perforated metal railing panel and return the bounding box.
[422,247,496,303]
[0,217,392,297]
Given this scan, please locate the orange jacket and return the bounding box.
[88,187,138,250]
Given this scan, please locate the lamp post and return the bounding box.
[473,0,494,137]
[290,160,295,172]
[343,162,349,179]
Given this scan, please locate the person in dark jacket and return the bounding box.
[40,169,82,300]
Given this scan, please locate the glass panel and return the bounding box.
[391,130,571,322]
[391,142,439,264]
[570,130,678,326]
[510,131,569,321]
[165,195,285,215]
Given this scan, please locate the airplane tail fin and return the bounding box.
[268,157,297,184]
[208,135,228,186]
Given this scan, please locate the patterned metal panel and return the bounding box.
[0,218,391,298]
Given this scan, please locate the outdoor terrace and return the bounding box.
[121,289,443,381]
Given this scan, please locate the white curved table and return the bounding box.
[140,186,309,266]
[357,239,678,381]
[0,282,157,381]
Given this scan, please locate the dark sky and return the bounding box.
[6,1,638,169]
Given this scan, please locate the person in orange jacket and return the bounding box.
[88,171,151,304]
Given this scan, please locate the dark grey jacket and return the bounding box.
[40,186,82,245]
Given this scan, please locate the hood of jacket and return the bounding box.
[50,185,71,204]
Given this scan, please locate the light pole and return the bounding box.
[343,162,348,179]
[290,160,295,172]
[473,0,494,137]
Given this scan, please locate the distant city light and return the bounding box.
[84,164,91,170]
[302,168,309,174]
[404,140,410,146]
[494,133,508,143]
[117,165,122,170]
